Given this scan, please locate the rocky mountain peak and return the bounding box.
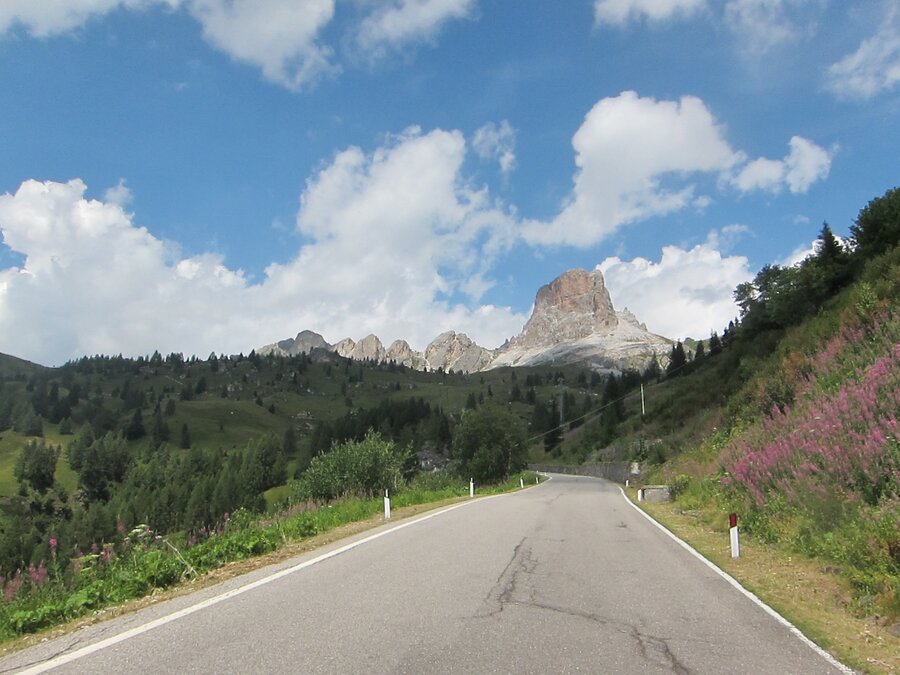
[258,267,671,374]
[425,331,493,373]
[349,334,386,362]
[260,329,331,357]
[333,338,356,358]
[516,268,617,348]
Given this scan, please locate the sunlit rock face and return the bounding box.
[258,268,673,374]
[424,331,494,373]
[490,268,671,373]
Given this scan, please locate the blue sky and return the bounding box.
[1,0,897,366]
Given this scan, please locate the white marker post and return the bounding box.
[520,478,524,488]
[469,478,474,497]
[729,513,740,558]
[384,490,391,520]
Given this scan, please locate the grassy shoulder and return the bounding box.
[626,490,899,675]
[0,471,542,651]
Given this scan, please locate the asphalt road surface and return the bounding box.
[0,475,849,674]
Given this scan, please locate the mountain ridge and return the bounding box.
[259,267,672,372]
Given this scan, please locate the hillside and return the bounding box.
[542,190,900,627]
[0,341,633,578]
[0,353,48,379]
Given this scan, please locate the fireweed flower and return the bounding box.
[3,570,23,602]
[727,318,899,509]
[28,563,48,588]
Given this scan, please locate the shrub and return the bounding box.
[452,404,526,483]
[292,431,410,502]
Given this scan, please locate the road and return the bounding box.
[1,475,849,674]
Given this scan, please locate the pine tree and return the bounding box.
[667,342,687,376]
[125,408,146,440]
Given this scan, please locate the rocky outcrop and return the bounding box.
[514,268,617,348]
[490,309,670,372]
[387,340,428,370]
[333,338,356,359]
[259,330,331,357]
[425,331,494,373]
[348,334,387,362]
[489,268,671,372]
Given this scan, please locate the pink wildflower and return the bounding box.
[28,563,48,588]
[3,570,23,602]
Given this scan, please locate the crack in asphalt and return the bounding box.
[0,634,87,674]
[0,618,123,674]
[475,537,691,673]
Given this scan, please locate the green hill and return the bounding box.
[546,189,900,623]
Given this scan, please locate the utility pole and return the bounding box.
[640,383,645,417]
[559,390,565,427]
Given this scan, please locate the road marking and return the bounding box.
[14,487,544,674]
[619,487,855,675]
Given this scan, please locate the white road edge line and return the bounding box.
[15,483,547,675]
[619,487,855,675]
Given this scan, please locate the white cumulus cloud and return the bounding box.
[187,0,338,90]
[827,2,900,100]
[0,0,475,91]
[598,234,753,340]
[0,130,527,365]
[594,0,706,25]
[523,91,738,247]
[731,136,832,194]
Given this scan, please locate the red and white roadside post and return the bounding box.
[729,513,740,558]
[384,489,391,520]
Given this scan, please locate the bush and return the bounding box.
[452,404,526,483]
[292,431,409,502]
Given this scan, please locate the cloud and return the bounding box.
[707,223,751,252]
[1,0,472,91]
[593,0,706,26]
[472,120,516,174]
[826,2,900,100]
[0,131,527,366]
[724,0,820,52]
[0,0,335,90]
[731,136,831,194]
[0,0,178,37]
[187,0,338,90]
[354,0,476,59]
[103,179,133,207]
[598,235,753,340]
[523,91,738,247]
[0,179,248,363]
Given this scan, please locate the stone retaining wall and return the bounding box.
[529,462,638,484]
